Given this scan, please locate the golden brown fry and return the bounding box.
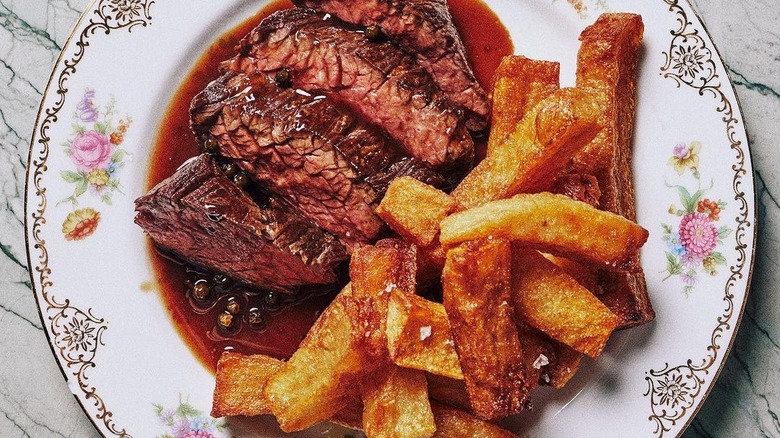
[376,177,457,247]
[572,13,654,328]
[264,285,366,432]
[550,173,601,207]
[430,403,518,438]
[362,365,436,438]
[212,352,282,418]
[489,55,560,154]
[350,239,418,356]
[386,289,463,380]
[425,373,471,412]
[545,342,584,389]
[451,87,601,209]
[442,239,529,420]
[439,192,648,272]
[511,249,618,358]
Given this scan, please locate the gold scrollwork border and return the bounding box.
[645,0,752,436]
[27,1,154,437]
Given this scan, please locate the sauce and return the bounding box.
[147,0,513,372]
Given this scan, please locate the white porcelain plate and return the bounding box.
[26,0,755,437]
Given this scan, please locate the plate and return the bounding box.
[25,0,755,436]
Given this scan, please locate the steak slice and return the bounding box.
[190,72,444,248]
[294,0,489,131]
[134,154,348,292]
[225,8,473,171]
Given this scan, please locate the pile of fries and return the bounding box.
[210,13,650,437]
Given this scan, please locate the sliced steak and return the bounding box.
[225,8,473,171]
[294,0,489,131]
[134,154,348,292]
[190,71,444,248]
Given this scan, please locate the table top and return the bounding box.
[1,0,777,437]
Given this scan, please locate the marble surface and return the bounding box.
[0,0,777,437]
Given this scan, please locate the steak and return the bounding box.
[190,71,444,248]
[134,154,348,292]
[225,8,474,171]
[294,0,490,131]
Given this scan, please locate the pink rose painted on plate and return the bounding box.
[70,130,113,171]
[59,89,132,240]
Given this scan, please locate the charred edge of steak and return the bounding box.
[292,0,490,131]
[134,154,348,292]
[226,7,474,172]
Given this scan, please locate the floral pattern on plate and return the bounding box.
[58,89,132,240]
[154,396,225,438]
[662,141,731,295]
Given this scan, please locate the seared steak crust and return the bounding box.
[190,72,444,248]
[294,0,489,131]
[225,8,473,171]
[134,154,348,291]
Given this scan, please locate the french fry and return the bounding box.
[442,239,529,420]
[430,403,518,438]
[386,289,463,380]
[545,342,584,389]
[439,192,648,272]
[489,55,560,154]
[376,177,457,247]
[572,13,654,328]
[416,242,447,291]
[264,284,367,432]
[212,352,364,428]
[511,249,618,358]
[425,373,471,412]
[362,365,436,438]
[451,87,601,209]
[550,173,601,207]
[212,352,282,417]
[350,239,418,356]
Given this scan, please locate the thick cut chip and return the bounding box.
[572,13,653,328]
[439,192,648,272]
[430,403,518,438]
[489,56,560,154]
[264,285,367,432]
[442,239,529,420]
[451,87,601,209]
[376,177,457,247]
[545,342,584,389]
[511,249,618,358]
[350,239,418,356]
[515,321,584,389]
[361,365,436,438]
[426,373,471,412]
[212,352,282,417]
[386,289,462,380]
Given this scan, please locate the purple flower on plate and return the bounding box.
[77,89,99,122]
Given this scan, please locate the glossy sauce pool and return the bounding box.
[147,0,513,372]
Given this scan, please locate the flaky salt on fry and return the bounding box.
[386,289,462,380]
[362,365,436,438]
[376,177,457,247]
[511,249,618,358]
[440,192,648,272]
[451,87,601,209]
[443,239,529,420]
[489,55,560,154]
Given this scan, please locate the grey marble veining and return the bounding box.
[1,0,778,437]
